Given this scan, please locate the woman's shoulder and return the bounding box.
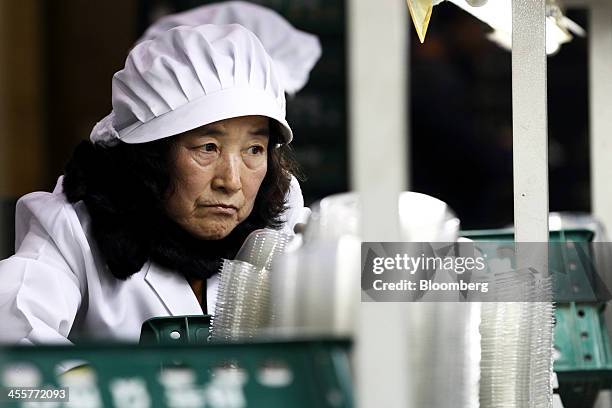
[15,176,92,255]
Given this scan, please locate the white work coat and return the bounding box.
[0,177,309,345]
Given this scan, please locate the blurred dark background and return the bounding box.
[411,5,589,228]
[0,0,590,257]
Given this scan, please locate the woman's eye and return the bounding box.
[248,145,265,155]
[201,143,218,152]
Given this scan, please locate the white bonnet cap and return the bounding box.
[139,1,322,95]
[91,24,292,145]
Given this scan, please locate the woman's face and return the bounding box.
[165,115,269,239]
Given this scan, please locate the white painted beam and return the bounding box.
[589,6,612,408]
[512,0,549,243]
[589,1,612,239]
[348,0,409,407]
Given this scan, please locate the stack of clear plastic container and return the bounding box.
[210,259,263,340]
[479,268,554,408]
[530,277,554,408]
[234,229,291,271]
[211,229,290,341]
[405,302,481,408]
[302,192,460,243]
[270,191,461,336]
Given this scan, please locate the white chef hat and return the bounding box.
[139,1,321,95]
[91,23,292,145]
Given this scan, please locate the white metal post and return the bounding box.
[512,0,549,243]
[348,0,408,407]
[589,1,612,239]
[511,5,553,408]
[589,4,612,408]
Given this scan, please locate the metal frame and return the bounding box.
[348,1,408,407]
[349,0,551,406]
[587,1,612,241]
[562,0,612,260]
[512,0,549,243]
[562,3,612,406]
[348,0,612,405]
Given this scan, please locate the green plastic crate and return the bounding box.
[463,228,612,407]
[554,302,612,408]
[461,228,609,302]
[461,228,594,240]
[139,315,212,345]
[554,303,612,372]
[0,339,353,408]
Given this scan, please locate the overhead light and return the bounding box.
[444,0,585,55]
[465,0,488,6]
[485,15,572,55]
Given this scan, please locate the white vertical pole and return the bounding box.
[589,1,612,237]
[512,0,549,243]
[348,0,408,407]
[511,7,552,408]
[589,5,612,408]
[349,3,408,211]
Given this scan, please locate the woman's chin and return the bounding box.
[189,222,237,240]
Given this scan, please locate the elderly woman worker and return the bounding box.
[138,0,322,235]
[0,24,302,344]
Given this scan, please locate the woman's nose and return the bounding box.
[211,154,242,193]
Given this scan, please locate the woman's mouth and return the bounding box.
[200,204,238,215]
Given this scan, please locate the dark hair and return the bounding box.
[63,122,296,280]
